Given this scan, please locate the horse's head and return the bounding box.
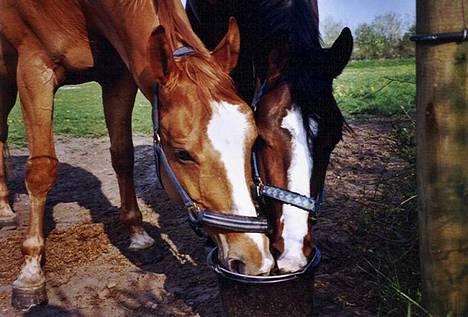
[147,18,274,275]
[254,28,353,273]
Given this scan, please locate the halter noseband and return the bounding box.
[152,46,269,237]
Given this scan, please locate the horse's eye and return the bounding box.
[174,148,195,163]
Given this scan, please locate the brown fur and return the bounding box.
[0,0,271,299]
[255,82,294,257]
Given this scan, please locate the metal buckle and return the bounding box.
[187,204,200,220]
[153,133,161,144]
[308,191,323,222]
[187,204,206,237]
[252,182,263,201]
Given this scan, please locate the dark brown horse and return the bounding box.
[187,0,353,273]
[0,0,274,308]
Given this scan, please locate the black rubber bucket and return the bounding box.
[208,248,320,317]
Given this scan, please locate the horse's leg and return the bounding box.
[11,50,58,308]
[0,73,17,228]
[100,70,154,250]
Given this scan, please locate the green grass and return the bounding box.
[8,82,152,147]
[335,58,416,116]
[352,96,422,315]
[6,58,416,146]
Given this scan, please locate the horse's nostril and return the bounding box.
[228,259,245,274]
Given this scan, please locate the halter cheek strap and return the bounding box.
[151,47,270,236]
[152,86,193,205]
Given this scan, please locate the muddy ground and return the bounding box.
[0,120,408,316]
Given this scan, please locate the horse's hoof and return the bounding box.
[11,284,48,309]
[0,214,17,230]
[129,230,155,250]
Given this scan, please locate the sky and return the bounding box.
[180,0,416,32]
[318,0,416,32]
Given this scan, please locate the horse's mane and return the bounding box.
[253,0,345,156]
[155,0,237,102]
[253,0,321,53]
[155,0,208,53]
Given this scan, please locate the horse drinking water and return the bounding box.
[0,0,274,308]
[187,0,353,273]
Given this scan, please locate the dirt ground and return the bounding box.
[0,120,407,317]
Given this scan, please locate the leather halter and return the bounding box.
[152,46,269,237]
[251,78,323,221]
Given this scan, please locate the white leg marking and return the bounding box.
[13,255,45,289]
[207,101,274,273]
[129,228,155,250]
[277,105,315,272]
[0,204,15,219]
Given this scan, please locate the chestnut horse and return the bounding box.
[187,0,353,273]
[0,0,274,308]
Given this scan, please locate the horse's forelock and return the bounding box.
[164,53,239,107]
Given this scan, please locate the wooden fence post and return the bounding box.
[416,0,468,316]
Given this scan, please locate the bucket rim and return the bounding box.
[207,246,321,284]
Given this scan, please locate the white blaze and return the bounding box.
[277,105,316,272]
[207,101,272,271]
[207,101,255,214]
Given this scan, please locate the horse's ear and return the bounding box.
[147,26,175,84]
[211,17,240,73]
[325,27,353,78]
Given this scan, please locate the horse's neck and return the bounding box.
[87,0,195,97]
[82,1,158,95]
[87,0,186,98]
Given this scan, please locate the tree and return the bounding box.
[354,22,384,59]
[399,24,416,58]
[354,12,410,59]
[373,13,404,58]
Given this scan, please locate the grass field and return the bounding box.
[7,58,415,146]
[8,84,153,147]
[336,58,415,117]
